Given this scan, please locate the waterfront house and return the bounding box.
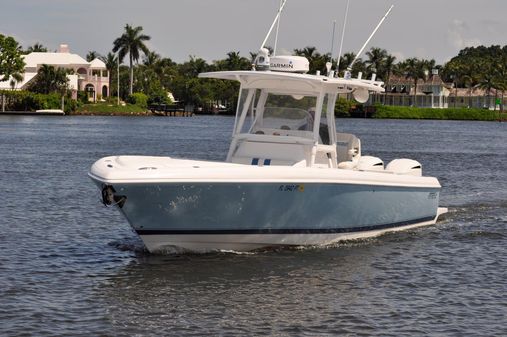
[0,44,108,101]
[370,69,451,108]
[448,87,501,109]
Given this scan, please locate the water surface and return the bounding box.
[0,116,505,336]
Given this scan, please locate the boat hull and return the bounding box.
[139,210,446,252]
[91,179,443,252]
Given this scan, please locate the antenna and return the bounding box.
[336,0,350,75]
[329,20,337,61]
[273,0,284,56]
[259,0,288,51]
[347,4,394,72]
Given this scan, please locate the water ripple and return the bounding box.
[0,116,506,336]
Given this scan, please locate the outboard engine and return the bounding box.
[386,159,422,176]
[356,156,384,171]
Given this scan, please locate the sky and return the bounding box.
[1,0,506,65]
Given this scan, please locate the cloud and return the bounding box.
[447,19,481,50]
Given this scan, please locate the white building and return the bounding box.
[0,44,109,101]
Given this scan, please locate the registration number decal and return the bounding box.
[279,184,305,192]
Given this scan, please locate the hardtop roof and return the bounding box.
[199,71,384,94]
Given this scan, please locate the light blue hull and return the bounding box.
[99,181,441,251]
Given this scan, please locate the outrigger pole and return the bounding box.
[347,4,394,72]
[259,0,288,51]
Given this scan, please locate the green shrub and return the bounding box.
[77,91,88,104]
[374,105,499,121]
[335,97,353,117]
[148,87,172,106]
[0,90,79,113]
[127,92,148,108]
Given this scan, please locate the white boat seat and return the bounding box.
[231,156,303,166]
[231,139,308,166]
[336,133,361,163]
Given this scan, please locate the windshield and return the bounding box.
[250,93,317,138]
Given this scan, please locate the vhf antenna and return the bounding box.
[273,0,284,56]
[336,0,350,76]
[346,4,394,75]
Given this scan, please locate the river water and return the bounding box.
[0,115,506,336]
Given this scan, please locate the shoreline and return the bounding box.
[1,110,505,121]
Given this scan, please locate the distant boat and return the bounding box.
[35,109,65,115]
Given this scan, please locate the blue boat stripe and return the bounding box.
[251,158,259,165]
[135,216,435,235]
[264,159,271,166]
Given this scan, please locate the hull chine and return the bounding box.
[139,208,448,253]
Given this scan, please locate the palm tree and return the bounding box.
[224,51,250,70]
[400,58,426,106]
[28,64,69,94]
[143,50,161,68]
[294,46,327,74]
[9,73,23,90]
[338,52,365,77]
[86,51,101,62]
[100,52,118,97]
[383,54,397,104]
[365,47,387,79]
[477,63,496,109]
[113,24,151,95]
[26,42,47,53]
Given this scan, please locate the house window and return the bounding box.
[102,70,108,77]
[92,70,101,77]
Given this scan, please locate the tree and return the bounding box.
[26,42,48,53]
[399,58,427,106]
[86,51,101,62]
[9,72,23,90]
[0,34,25,82]
[365,47,388,79]
[294,46,329,74]
[338,52,365,77]
[143,50,161,68]
[113,24,151,95]
[28,64,69,94]
[100,52,118,98]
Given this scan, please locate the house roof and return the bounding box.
[388,74,448,86]
[89,58,106,69]
[23,52,89,68]
[0,72,38,90]
[448,87,498,97]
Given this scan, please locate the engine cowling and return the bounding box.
[386,159,422,176]
[356,156,384,171]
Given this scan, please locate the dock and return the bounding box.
[149,104,193,117]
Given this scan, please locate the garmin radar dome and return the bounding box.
[270,55,309,73]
